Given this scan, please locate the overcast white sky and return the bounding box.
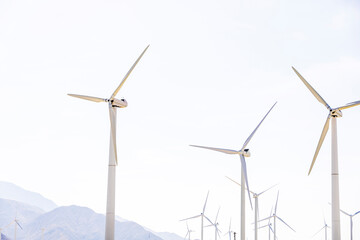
[1,0,360,239]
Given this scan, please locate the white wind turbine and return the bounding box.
[258,191,295,239]
[180,191,213,240]
[292,66,360,240]
[259,207,276,240]
[190,102,277,240]
[226,176,276,240]
[205,207,222,240]
[312,217,330,240]
[339,208,360,240]
[68,45,149,240]
[224,219,234,240]
[184,222,195,240]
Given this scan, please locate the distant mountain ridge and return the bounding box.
[0,182,182,240]
[0,181,57,212]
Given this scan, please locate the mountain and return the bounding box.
[0,182,183,240]
[18,205,164,240]
[0,181,57,212]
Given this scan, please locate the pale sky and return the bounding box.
[1,0,360,239]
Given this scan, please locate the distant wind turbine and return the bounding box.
[180,191,213,240]
[184,222,194,240]
[190,102,277,240]
[205,207,221,240]
[68,45,149,240]
[312,217,330,240]
[226,176,276,240]
[339,208,360,240]
[224,219,234,240]
[259,191,295,239]
[292,66,360,240]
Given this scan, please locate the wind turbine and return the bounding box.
[184,222,194,240]
[224,219,234,240]
[226,176,276,240]
[258,207,275,240]
[258,191,295,239]
[339,208,360,240]
[68,45,149,240]
[312,218,330,240]
[292,66,360,240]
[190,102,277,240]
[205,207,222,240]
[180,191,213,240]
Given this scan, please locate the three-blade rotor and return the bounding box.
[292,66,360,175]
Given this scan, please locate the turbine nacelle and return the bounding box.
[242,149,251,157]
[108,98,128,108]
[330,109,342,118]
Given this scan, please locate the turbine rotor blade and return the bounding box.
[337,100,360,110]
[110,45,150,99]
[274,191,279,214]
[180,215,202,221]
[258,216,272,223]
[225,176,255,195]
[68,94,106,103]
[14,220,23,230]
[292,66,331,110]
[312,226,326,237]
[353,210,360,216]
[190,145,238,154]
[204,215,214,225]
[339,209,351,216]
[240,154,253,209]
[308,114,331,175]
[257,184,278,196]
[215,207,220,223]
[241,102,277,151]
[277,216,296,232]
[203,191,209,213]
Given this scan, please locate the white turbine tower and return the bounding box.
[292,66,360,240]
[339,208,360,240]
[226,176,276,240]
[68,45,149,240]
[259,191,295,239]
[180,191,213,240]
[312,218,330,240]
[190,102,277,240]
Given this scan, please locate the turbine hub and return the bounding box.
[243,149,251,157]
[331,109,342,118]
[110,98,128,108]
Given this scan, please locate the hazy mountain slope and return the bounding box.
[0,181,57,212]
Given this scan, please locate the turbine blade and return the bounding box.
[257,215,272,223]
[68,94,106,103]
[241,102,277,150]
[109,105,118,165]
[308,114,331,175]
[277,216,296,232]
[353,210,360,216]
[257,184,278,196]
[180,215,202,221]
[292,66,331,110]
[337,100,360,110]
[274,191,279,214]
[240,154,253,209]
[215,207,221,223]
[15,220,23,230]
[312,226,325,237]
[110,45,150,99]
[339,209,351,216]
[190,145,238,154]
[225,176,255,194]
[204,215,214,225]
[203,191,209,213]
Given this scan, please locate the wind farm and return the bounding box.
[1,0,360,240]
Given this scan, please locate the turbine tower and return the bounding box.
[180,191,213,240]
[292,66,360,240]
[190,102,277,240]
[226,176,276,240]
[68,45,149,240]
